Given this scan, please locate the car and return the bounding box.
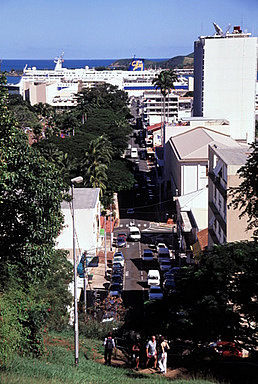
[117,233,127,241]
[112,262,124,271]
[116,237,126,247]
[111,274,123,285]
[159,259,172,272]
[114,251,124,258]
[163,278,176,291]
[127,208,135,214]
[113,256,125,267]
[148,285,163,300]
[164,267,181,279]
[209,341,243,359]
[157,248,170,263]
[142,249,153,261]
[112,268,123,278]
[147,270,160,286]
[109,283,122,297]
[157,243,167,252]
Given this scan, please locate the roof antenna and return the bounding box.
[213,22,223,36]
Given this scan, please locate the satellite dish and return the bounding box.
[213,22,223,36]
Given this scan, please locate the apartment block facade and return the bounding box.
[208,145,253,247]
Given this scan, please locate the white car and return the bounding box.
[148,285,163,300]
[113,256,125,267]
[157,243,167,253]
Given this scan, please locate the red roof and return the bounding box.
[147,122,162,132]
[197,228,208,250]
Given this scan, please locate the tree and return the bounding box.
[152,69,178,124]
[168,242,258,351]
[82,134,113,197]
[229,142,258,236]
[0,73,68,285]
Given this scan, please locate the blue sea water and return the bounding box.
[1,58,168,72]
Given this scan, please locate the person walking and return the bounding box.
[132,339,141,371]
[158,336,170,374]
[103,332,116,366]
[146,335,157,369]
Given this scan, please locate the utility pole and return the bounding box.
[104,215,107,276]
[110,203,113,251]
[83,251,87,314]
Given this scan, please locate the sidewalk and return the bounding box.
[89,250,113,290]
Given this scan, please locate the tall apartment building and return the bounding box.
[208,144,253,248]
[193,25,257,144]
[143,90,178,125]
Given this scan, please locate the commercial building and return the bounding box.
[208,144,253,247]
[193,25,257,143]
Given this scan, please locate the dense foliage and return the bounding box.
[139,242,258,352]
[229,142,258,236]
[34,83,135,204]
[0,75,72,364]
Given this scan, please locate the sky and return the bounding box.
[1,0,258,59]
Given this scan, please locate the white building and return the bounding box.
[193,25,257,143]
[56,188,101,261]
[143,90,179,125]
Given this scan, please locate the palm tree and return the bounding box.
[152,69,178,126]
[82,135,113,198]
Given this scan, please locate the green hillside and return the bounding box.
[109,53,194,70]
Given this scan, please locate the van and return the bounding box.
[147,270,160,286]
[128,226,141,241]
[131,148,138,158]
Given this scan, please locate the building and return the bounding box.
[56,188,101,261]
[143,90,179,125]
[193,25,257,143]
[208,144,253,247]
[165,127,241,197]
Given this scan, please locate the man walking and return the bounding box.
[146,335,157,369]
[103,332,116,366]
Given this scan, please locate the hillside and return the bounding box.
[109,53,194,70]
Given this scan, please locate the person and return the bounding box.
[158,336,170,374]
[132,339,141,370]
[146,335,157,369]
[103,332,116,366]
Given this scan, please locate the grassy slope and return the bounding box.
[0,332,217,384]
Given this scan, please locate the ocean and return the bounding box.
[1,58,168,72]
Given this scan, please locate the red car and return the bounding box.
[117,232,127,241]
[210,341,243,358]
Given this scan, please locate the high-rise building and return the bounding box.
[193,25,257,144]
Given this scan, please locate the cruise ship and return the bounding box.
[19,55,193,108]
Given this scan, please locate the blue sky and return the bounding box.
[1,0,257,59]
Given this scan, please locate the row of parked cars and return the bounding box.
[109,252,124,297]
[142,243,180,301]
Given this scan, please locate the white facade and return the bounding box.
[143,90,178,126]
[56,188,101,261]
[193,28,257,143]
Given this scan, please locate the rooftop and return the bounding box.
[210,145,251,165]
[61,188,100,210]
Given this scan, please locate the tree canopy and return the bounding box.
[229,142,258,236]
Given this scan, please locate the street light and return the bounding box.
[71,176,83,367]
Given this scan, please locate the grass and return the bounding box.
[0,331,219,384]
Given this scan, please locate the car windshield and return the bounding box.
[150,288,162,293]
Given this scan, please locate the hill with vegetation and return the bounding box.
[109,53,194,70]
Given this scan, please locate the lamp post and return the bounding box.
[71,176,83,367]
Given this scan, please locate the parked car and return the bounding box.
[147,270,160,286]
[159,259,172,272]
[127,208,135,214]
[157,243,167,253]
[163,278,176,291]
[111,274,123,285]
[114,251,124,258]
[112,262,124,271]
[209,341,243,359]
[109,283,122,297]
[113,256,125,267]
[164,267,181,279]
[117,233,127,241]
[142,249,153,261]
[148,285,163,300]
[116,237,126,247]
